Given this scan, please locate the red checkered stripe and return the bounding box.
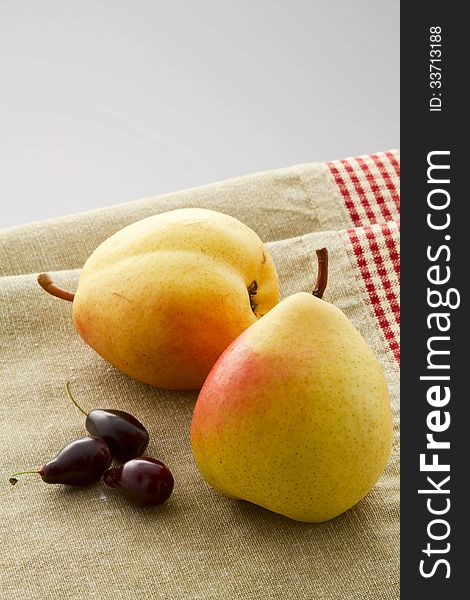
[327,150,400,364]
[327,150,400,227]
[347,221,400,364]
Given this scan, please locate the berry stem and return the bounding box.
[312,248,328,299]
[37,273,75,302]
[66,382,88,416]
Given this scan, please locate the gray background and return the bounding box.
[0,0,399,229]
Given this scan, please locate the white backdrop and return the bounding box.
[0,0,399,229]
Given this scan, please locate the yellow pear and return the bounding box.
[38,208,279,389]
[191,251,392,521]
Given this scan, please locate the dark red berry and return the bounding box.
[9,436,112,486]
[66,382,149,462]
[103,457,174,506]
[85,409,149,462]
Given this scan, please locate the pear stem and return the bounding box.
[9,471,41,485]
[66,382,88,416]
[312,248,328,299]
[38,273,75,302]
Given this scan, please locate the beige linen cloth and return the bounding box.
[0,151,400,600]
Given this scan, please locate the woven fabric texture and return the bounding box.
[0,151,400,599]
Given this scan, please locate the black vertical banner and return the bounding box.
[401,2,466,597]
